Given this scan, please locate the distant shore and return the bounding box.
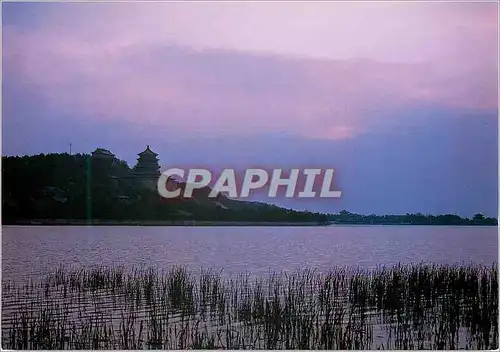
[2,219,496,227]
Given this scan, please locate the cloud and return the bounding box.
[8,2,495,60]
[2,2,497,142]
[4,29,497,143]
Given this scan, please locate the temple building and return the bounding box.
[134,145,161,190]
[91,147,119,186]
[91,148,115,162]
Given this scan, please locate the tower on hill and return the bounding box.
[134,145,161,190]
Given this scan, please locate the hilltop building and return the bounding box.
[134,145,161,190]
[91,148,115,162]
[90,148,120,193]
[90,146,162,191]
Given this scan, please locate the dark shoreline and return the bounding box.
[2,219,329,226]
[2,219,497,227]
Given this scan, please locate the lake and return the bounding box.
[2,225,498,349]
[2,225,497,283]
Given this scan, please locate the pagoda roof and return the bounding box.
[138,145,158,157]
[92,148,115,157]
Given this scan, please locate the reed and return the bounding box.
[2,263,498,349]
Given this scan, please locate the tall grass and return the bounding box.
[2,263,498,349]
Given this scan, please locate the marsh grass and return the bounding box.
[2,263,497,349]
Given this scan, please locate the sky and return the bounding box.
[2,2,498,217]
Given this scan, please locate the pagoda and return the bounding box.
[134,145,161,190]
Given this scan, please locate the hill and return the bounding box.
[1,153,329,224]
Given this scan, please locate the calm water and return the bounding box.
[2,225,498,283]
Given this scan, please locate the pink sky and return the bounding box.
[3,2,498,140]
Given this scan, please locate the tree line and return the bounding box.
[2,153,495,225]
[328,210,496,226]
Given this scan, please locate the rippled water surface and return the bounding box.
[2,225,497,282]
